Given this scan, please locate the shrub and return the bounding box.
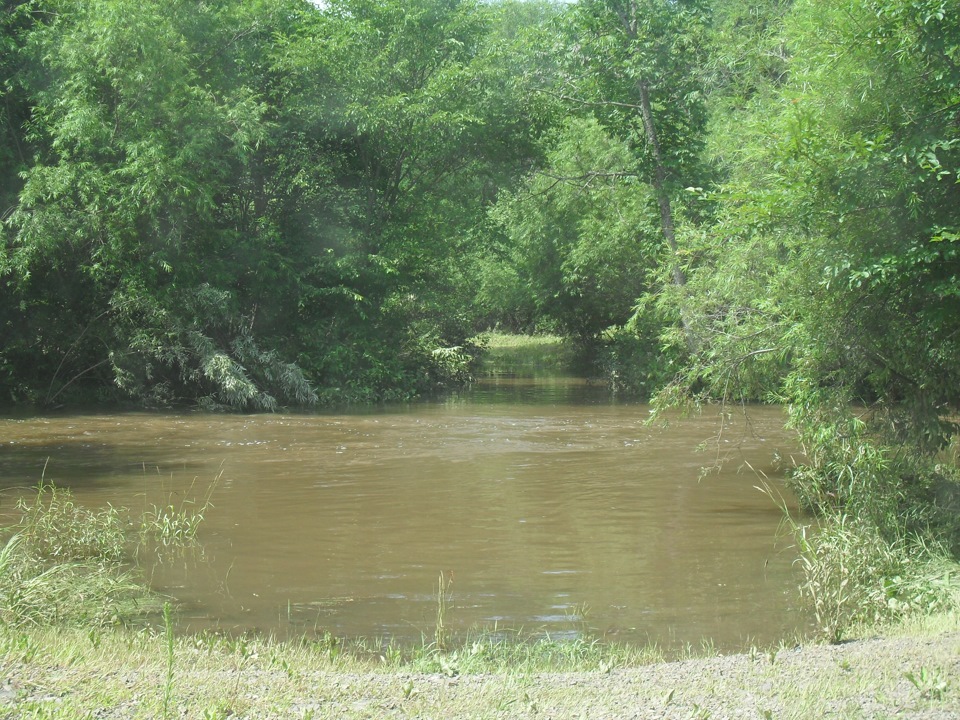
[794,514,957,643]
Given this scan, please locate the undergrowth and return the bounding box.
[793,514,958,644]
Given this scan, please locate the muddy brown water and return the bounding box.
[0,378,807,652]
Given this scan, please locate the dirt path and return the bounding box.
[277,632,960,719]
[5,630,959,719]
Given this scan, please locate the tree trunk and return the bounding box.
[637,79,698,352]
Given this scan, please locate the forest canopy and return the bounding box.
[1,0,957,428]
[3,0,960,639]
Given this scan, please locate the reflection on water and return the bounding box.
[0,379,806,653]
[452,375,613,406]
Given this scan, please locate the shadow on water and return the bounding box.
[0,414,209,494]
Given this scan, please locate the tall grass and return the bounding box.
[758,472,959,644]
[139,470,219,547]
[14,482,126,562]
[793,514,958,643]
[0,485,147,627]
[0,479,212,629]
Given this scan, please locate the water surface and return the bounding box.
[0,380,805,652]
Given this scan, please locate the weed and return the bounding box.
[0,524,144,628]
[139,470,219,547]
[229,634,257,706]
[380,642,403,666]
[758,477,959,643]
[15,483,125,563]
[271,651,297,680]
[162,602,175,720]
[905,666,950,700]
[435,570,453,652]
[0,473,218,630]
[316,631,341,662]
[793,515,957,642]
[141,502,206,545]
[523,690,539,714]
[439,653,460,677]
[689,702,712,719]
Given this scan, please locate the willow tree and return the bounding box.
[657,0,960,640]
[674,0,960,494]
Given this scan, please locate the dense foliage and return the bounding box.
[1,0,551,408]
[3,0,959,631]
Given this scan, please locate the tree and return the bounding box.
[661,0,960,536]
[490,117,658,338]
[559,0,712,351]
[1,0,553,407]
[274,0,552,395]
[4,0,317,408]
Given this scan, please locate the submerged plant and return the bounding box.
[140,497,209,548]
[0,521,144,628]
[0,475,215,629]
[14,482,126,563]
[435,571,453,652]
[139,470,219,547]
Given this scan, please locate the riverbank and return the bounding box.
[2,489,959,719]
[3,613,959,719]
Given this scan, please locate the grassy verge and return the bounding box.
[2,607,958,719]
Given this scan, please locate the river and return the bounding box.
[0,376,806,653]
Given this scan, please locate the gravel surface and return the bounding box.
[275,633,960,719]
[3,631,960,718]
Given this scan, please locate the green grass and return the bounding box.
[471,331,576,377]
[0,484,154,628]
[138,472,217,548]
[794,515,959,643]
[474,331,567,349]
[1,611,958,719]
[0,480,218,629]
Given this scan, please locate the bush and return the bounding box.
[598,306,682,399]
[794,514,957,643]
